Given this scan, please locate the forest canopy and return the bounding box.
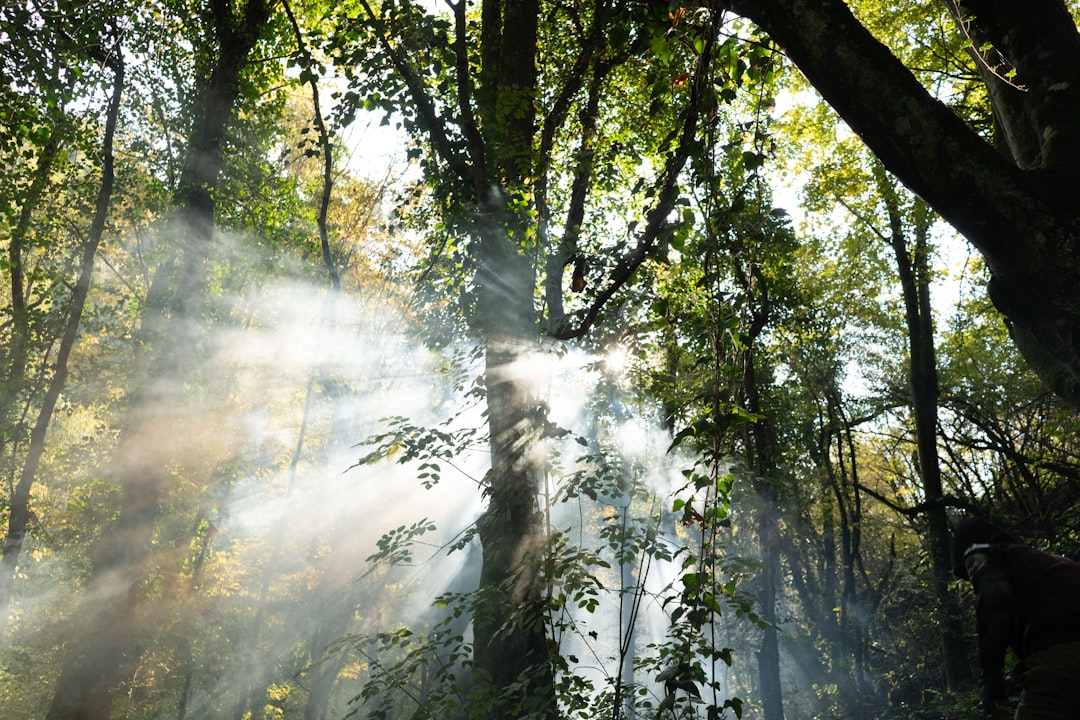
[2,1,1080,719]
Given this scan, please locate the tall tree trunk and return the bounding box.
[1,123,65,535]
[742,347,785,720]
[46,4,271,718]
[877,169,971,690]
[355,0,554,711]
[794,375,883,713]
[175,513,215,720]
[472,211,555,717]
[831,394,875,696]
[755,496,784,720]
[467,1,558,716]
[2,131,60,419]
[617,507,638,720]
[302,606,352,720]
[0,45,124,619]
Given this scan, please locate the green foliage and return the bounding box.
[367,519,439,567]
[350,371,760,719]
[3,1,1080,719]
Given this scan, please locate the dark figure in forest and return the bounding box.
[952,519,1080,719]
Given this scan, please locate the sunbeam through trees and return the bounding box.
[4,2,1080,719]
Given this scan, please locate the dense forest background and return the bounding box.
[3,1,1080,719]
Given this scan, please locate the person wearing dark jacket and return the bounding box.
[952,518,1080,719]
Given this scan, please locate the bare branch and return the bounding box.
[282,0,340,289]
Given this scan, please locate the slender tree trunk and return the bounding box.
[46,4,270,718]
[834,399,874,693]
[618,532,637,720]
[819,457,837,618]
[755,496,784,720]
[303,611,351,720]
[1,126,64,531]
[176,513,215,720]
[0,49,123,619]
[742,347,785,720]
[2,122,68,420]
[877,169,971,690]
[803,382,881,712]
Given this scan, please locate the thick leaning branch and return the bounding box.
[723,0,1048,275]
[956,0,1080,171]
[724,0,1080,401]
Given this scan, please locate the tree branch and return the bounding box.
[451,0,489,196]
[544,54,612,329]
[555,12,721,340]
[282,0,340,289]
[954,0,1080,170]
[357,0,472,185]
[855,480,972,518]
[722,0,1052,280]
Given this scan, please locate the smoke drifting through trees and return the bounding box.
[0,223,765,716]
[8,1,1080,718]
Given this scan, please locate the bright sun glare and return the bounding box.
[603,345,630,376]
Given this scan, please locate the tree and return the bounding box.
[7,1,1080,718]
[867,165,973,690]
[46,1,275,717]
[332,2,741,715]
[793,123,975,694]
[936,259,1080,542]
[721,0,1080,405]
[632,88,803,715]
[0,0,125,616]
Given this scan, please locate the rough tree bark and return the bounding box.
[45,2,272,718]
[469,3,559,713]
[723,0,1080,405]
